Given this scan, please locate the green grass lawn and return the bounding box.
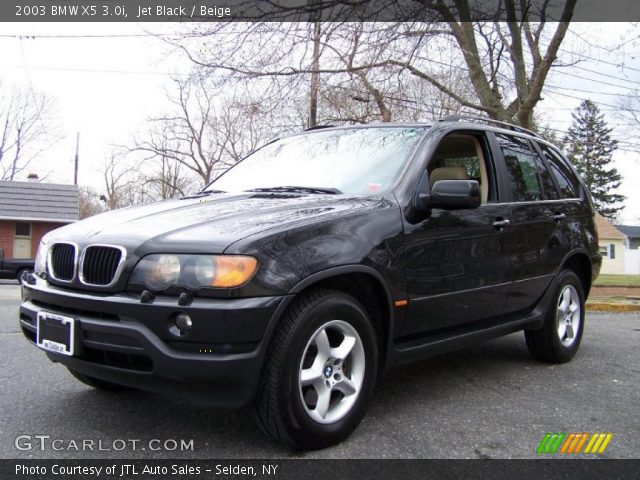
[593,274,640,287]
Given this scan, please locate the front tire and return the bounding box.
[525,270,585,363]
[255,289,378,450]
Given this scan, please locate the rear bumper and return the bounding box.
[19,278,290,407]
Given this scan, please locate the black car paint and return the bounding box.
[19,121,601,407]
[0,253,34,280]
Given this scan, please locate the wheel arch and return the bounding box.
[287,265,395,371]
[560,250,593,298]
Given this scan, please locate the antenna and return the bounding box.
[74,132,80,185]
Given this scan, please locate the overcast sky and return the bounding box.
[1,22,639,223]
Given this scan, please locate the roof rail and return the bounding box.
[304,125,336,131]
[439,115,542,139]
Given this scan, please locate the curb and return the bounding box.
[586,302,640,313]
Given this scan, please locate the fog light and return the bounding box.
[169,313,192,337]
[175,313,192,331]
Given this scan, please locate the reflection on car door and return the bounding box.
[401,132,512,338]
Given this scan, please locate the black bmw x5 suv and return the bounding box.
[20,117,601,449]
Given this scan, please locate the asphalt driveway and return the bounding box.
[1,284,637,459]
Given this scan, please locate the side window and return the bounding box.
[538,144,580,199]
[428,133,494,204]
[534,151,560,200]
[495,133,543,202]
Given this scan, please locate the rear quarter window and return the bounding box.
[538,143,581,199]
[495,133,543,202]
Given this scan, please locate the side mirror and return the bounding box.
[424,180,481,210]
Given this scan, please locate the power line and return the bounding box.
[5,31,640,88]
[545,125,640,146]
[2,64,190,77]
[550,119,640,127]
[0,31,251,40]
[544,89,640,113]
[0,33,176,39]
[538,106,621,112]
[558,47,640,74]
[543,128,640,153]
[547,84,638,98]
[552,67,640,89]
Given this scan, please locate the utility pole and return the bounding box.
[74,132,79,185]
[308,0,321,128]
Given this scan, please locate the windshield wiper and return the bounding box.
[182,189,225,199]
[246,186,342,195]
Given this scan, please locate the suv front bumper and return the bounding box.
[19,279,290,407]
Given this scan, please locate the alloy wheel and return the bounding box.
[556,284,581,347]
[298,320,366,424]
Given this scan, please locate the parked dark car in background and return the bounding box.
[19,117,601,450]
[0,248,34,280]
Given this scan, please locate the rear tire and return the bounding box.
[68,368,131,391]
[525,270,585,363]
[255,289,378,450]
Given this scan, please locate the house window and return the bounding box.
[15,222,31,238]
[599,244,616,259]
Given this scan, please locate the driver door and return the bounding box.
[401,132,512,337]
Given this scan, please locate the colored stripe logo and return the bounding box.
[537,433,613,454]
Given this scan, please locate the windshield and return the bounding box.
[209,126,426,195]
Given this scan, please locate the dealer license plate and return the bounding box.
[36,312,75,356]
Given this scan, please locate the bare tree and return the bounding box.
[142,144,191,200]
[618,89,640,131]
[100,153,147,210]
[132,77,225,186]
[130,76,277,189]
[0,80,60,180]
[173,1,577,129]
[415,0,578,128]
[78,186,107,219]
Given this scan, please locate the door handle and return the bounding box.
[492,218,511,230]
[552,213,566,222]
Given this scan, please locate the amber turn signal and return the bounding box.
[211,256,258,288]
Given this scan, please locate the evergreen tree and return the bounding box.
[564,100,625,219]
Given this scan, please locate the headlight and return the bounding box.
[34,241,49,275]
[130,254,181,291]
[130,254,258,291]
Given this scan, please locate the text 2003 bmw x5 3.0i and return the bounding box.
[20,117,601,450]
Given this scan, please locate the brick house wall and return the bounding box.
[30,222,67,257]
[0,180,79,259]
[0,220,68,259]
[0,220,14,258]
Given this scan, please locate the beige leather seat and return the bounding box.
[429,166,470,186]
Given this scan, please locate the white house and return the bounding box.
[595,214,625,274]
[615,224,640,274]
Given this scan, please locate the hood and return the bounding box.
[48,192,382,254]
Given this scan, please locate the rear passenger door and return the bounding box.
[492,133,566,314]
[535,140,586,261]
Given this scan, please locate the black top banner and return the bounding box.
[2,0,640,22]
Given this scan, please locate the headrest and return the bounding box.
[429,166,469,185]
